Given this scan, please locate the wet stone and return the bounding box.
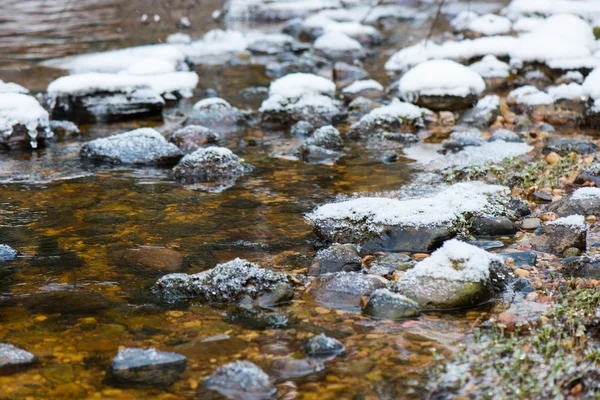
[203,361,275,400]
[271,357,324,379]
[290,120,314,136]
[124,246,183,272]
[168,125,219,153]
[0,244,18,262]
[171,147,246,185]
[533,191,553,202]
[299,125,344,165]
[0,344,37,375]
[465,240,504,250]
[80,128,182,165]
[471,216,517,237]
[368,253,413,277]
[227,308,289,331]
[574,164,600,186]
[49,120,80,139]
[311,272,386,311]
[304,333,344,358]
[562,256,600,279]
[22,289,110,314]
[531,223,587,256]
[333,62,369,87]
[184,98,245,134]
[108,348,187,387]
[521,218,541,230]
[308,243,362,275]
[500,252,536,267]
[363,288,420,320]
[545,196,600,217]
[489,129,523,143]
[542,139,598,156]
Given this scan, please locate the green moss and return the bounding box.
[429,287,600,399]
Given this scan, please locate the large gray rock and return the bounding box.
[545,194,600,217]
[171,147,246,191]
[542,139,598,156]
[561,255,600,279]
[109,348,187,386]
[203,361,275,400]
[153,258,293,304]
[574,164,600,186]
[304,334,344,357]
[184,98,245,134]
[311,272,386,311]
[0,344,37,375]
[392,239,510,309]
[308,243,362,275]
[80,128,182,165]
[362,288,420,320]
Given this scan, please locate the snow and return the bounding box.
[302,14,379,39]
[547,83,585,101]
[193,98,232,110]
[503,0,600,21]
[402,239,501,283]
[166,32,192,44]
[507,86,554,105]
[125,59,178,75]
[306,182,508,229]
[561,71,584,83]
[268,73,336,99]
[47,72,198,98]
[0,80,28,94]
[313,31,363,52]
[469,55,510,78]
[398,59,486,101]
[572,187,600,200]
[0,93,49,143]
[358,99,426,125]
[342,79,383,94]
[547,214,586,229]
[512,17,544,32]
[582,68,600,100]
[451,12,512,36]
[385,37,517,71]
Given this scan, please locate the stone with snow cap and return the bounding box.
[575,164,600,186]
[295,13,382,45]
[153,258,293,304]
[260,73,345,127]
[348,99,426,137]
[342,79,384,101]
[451,12,511,36]
[171,146,246,188]
[168,125,219,153]
[391,239,510,309]
[0,344,37,375]
[184,98,245,134]
[545,188,600,217]
[202,360,275,400]
[0,80,28,94]
[531,215,587,256]
[398,59,486,111]
[0,93,51,149]
[108,348,187,386]
[80,128,182,165]
[313,32,365,62]
[307,182,514,252]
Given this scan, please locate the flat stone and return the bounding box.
[362,288,420,320]
[304,333,344,357]
[542,139,598,156]
[521,218,541,230]
[22,289,109,314]
[471,216,517,237]
[311,272,386,312]
[124,246,183,272]
[203,361,275,400]
[308,244,362,275]
[109,348,187,386]
[0,344,37,375]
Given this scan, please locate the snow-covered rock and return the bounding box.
[348,99,427,137]
[313,32,365,61]
[0,80,28,94]
[341,79,384,101]
[0,93,51,149]
[398,59,486,110]
[184,98,245,133]
[171,146,246,190]
[451,12,512,36]
[503,0,600,21]
[507,85,554,106]
[298,14,381,45]
[469,55,510,79]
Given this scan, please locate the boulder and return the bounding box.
[171,147,246,191]
[304,334,344,357]
[363,288,420,320]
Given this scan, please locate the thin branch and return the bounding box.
[426,0,446,41]
[361,0,385,24]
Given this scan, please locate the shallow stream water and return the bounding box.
[0,1,508,398]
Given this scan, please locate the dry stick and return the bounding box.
[361,0,385,24]
[427,0,447,41]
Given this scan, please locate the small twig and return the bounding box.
[426,0,446,41]
[361,0,385,24]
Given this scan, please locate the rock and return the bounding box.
[308,244,362,275]
[460,95,500,127]
[563,247,581,257]
[270,357,324,379]
[562,255,600,279]
[310,125,343,150]
[530,216,587,255]
[311,272,386,311]
[368,253,413,277]
[471,216,517,236]
[341,79,384,102]
[22,289,109,314]
[299,125,344,165]
[0,245,18,262]
[313,32,366,62]
[168,125,219,153]
[265,52,330,79]
[440,129,485,154]
[348,96,378,116]
[225,308,289,330]
[0,344,37,375]
[49,120,80,139]
[260,73,345,128]
[304,334,344,357]
[108,348,187,386]
[290,120,314,136]
[348,99,425,137]
[171,147,246,189]
[521,218,541,230]
[247,34,295,55]
[500,252,536,267]
[362,288,420,320]
[153,258,293,304]
[298,144,342,165]
[533,191,553,202]
[392,239,510,309]
[203,361,275,400]
[545,188,600,216]
[80,128,182,165]
[465,240,504,250]
[542,139,598,156]
[124,246,183,272]
[508,198,532,218]
[574,164,600,186]
[398,60,485,111]
[255,283,296,309]
[184,98,245,134]
[489,129,523,143]
[0,93,51,149]
[333,62,369,87]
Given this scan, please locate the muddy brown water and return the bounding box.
[0,1,508,398]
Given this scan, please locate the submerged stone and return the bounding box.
[270,357,324,379]
[124,246,183,272]
[171,147,246,186]
[22,289,109,314]
[108,348,187,386]
[153,258,293,303]
[311,272,386,311]
[80,128,182,165]
[363,288,420,320]
[304,333,345,357]
[0,344,37,375]
[203,361,275,400]
[168,125,219,153]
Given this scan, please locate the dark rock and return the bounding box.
[80,128,182,165]
[500,252,536,267]
[169,125,219,153]
[511,277,535,295]
[562,255,600,279]
[311,272,386,311]
[108,348,187,386]
[304,333,344,357]
[508,198,532,218]
[265,53,329,79]
[153,258,293,303]
[124,246,183,272]
[0,344,37,375]
[574,164,600,186]
[22,289,109,314]
[471,216,517,237]
[51,89,164,123]
[533,191,553,202]
[184,98,245,134]
[416,94,478,111]
[440,129,484,154]
[203,361,275,400]
[348,225,453,253]
[368,253,412,277]
[171,147,246,185]
[226,308,289,330]
[270,357,324,379]
[333,62,369,87]
[465,240,504,250]
[0,245,18,262]
[489,129,523,143]
[530,221,587,255]
[542,139,598,156]
[545,196,600,217]
[290,120,314,136]
[308,244,362,275]
[362,288,420,320]
[49,120,80,139]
